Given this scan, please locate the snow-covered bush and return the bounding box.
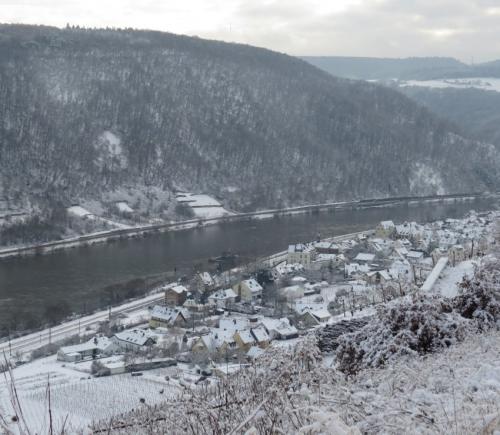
[91,336,357,434]
[453,259,500,329]
[335,295,468,374]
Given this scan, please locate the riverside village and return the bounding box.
[1,209,499,431]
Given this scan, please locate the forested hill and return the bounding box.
[1,25,500,221]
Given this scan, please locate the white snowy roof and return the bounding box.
[242,279,263,293]
[355,253,375,262]
[251,326,270,343]
[209,288,237,301]
[219,317,250,332]
[288,243,315,253]
[114,329,157,346]
[261,317,298,337]
[168,285,188,294]
[237,329,256,345]
[59,336,112,355]
[151,305,188,323]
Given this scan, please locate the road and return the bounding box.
[0,292,164,358]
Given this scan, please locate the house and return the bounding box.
[365,269,393,285]
[314,241,340,254]
[193,272,216,293]
[208,288,237,309]
[376,220,396,238]
[249,326,271,348]
[233,329,256,352]
[406,250,425,264]
[344,262,370,278]
[219,316,250,331]
[298,310,320,328]
[287,244,317,268]
[310,309,331,323]
[192,328,237,354]
[165,285,188,306]
[261,317,299,340]
[233,278,263,302]
[57,336,115,362]
[112,329,157,352]
[149,305,188,329]
[354,253,376,263]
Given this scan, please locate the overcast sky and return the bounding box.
[2,0,500,62]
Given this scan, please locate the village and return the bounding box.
[1,209,496,428]
[54,210,493,373]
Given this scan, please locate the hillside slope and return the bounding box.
[1,25,499,229]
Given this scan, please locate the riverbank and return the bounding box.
[0,192,489,260]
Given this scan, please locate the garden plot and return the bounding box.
[0,356,182,432]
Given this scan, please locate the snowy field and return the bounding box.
[400,77,500,93]
[67,205,131,229]
[0,356,183,432]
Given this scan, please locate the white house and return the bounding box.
[287,244,317,268]
[149,305,189,328]
[233,278,263,302]
[208,288,237,308]
[260,317,299,340]
[57,336,115,362]
[112,329,157,352]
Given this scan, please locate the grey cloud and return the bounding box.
[1,0,499,61]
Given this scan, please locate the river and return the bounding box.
[0,197,497,334]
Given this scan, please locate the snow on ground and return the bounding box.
[0,355,183,433]
[67,205,93,218]
[333,329,500,434]
[433,259,477,298]
[116,201,134,213]
[67,204,131,229]
[400,77,500,93]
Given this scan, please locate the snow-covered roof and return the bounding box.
[288,243,315,253]
[242,279,263,293]
[237,329,256,345]
[168,285,188,294]
[251,326,270,343]
[261,317,299,337]
[151,305,188,323]
[208,288,237,301]
[59,336,112,355]
[311,309,331,321]
[219,317,250,332]
[114,329,157,346]
[345,263,370,275]
[355,253,376,262]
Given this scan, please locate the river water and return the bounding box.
[0,197,497,333]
